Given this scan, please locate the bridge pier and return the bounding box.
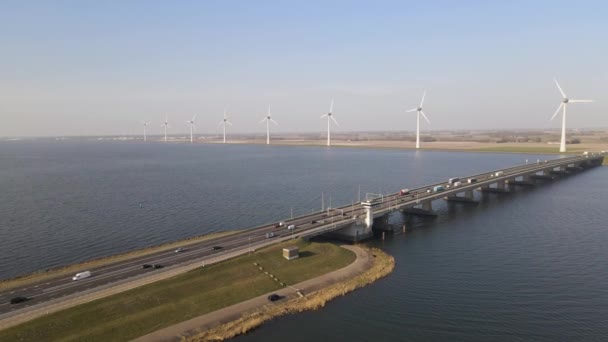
[549,166,568,176]
[530,170,553,181]
[508,174,534,186]
[325,201,375,242]
[401,200,437,216]
[445,189,477,203]
[478,180,509,193]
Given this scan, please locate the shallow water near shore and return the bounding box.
[2,140,607,340]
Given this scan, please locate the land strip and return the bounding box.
[183,245,394,342]
[134,244,375,342]
[0,239,356,341]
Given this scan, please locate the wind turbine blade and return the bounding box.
[420,111,431,124]
[406,108,417,113]
[218,121,224,127]
[329,99,334,113]
[569,99,594,103]
[259,118,267,124]
[554,79,567,98]
[550,103,563,120]
[271,119,279,126]
[226,121,232,126]
[331,116,339,126]
[192,114,197,122]
[267,105,271,116]
[420,90,426,108]
[321,114,328,118]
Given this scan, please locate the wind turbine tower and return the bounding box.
[142,121,149,142]
[551,79,593,153]
[187,115,196,143]
[218,110,232,143]
[406,91,431,149]
[321,99,339,146]
[162,116,169,143]
[259,105,278,145]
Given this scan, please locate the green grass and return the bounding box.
[0,240,355,342]
[603,157,608,166]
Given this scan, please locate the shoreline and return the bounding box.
[122,138,604,155]
[134,245,394,342]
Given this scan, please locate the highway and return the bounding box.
[0,153,604,321]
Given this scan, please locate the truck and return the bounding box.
[72,271,91,281]
[448,177,460,185]
[495,171,504,177]
[399,189,410,196]
[453,181,462,187]
[287,224,296,230]
[467,178,477,183]
[432,185,445,192]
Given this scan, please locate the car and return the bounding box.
[175,247,185,253]
[287,224,296,230]
[267,294,281,302]
[143,264,164,269]
[275,221,285,227]
[265,232,275,238]
[72,271,91,281]
[212,246,223,250]
[10,296,29,304]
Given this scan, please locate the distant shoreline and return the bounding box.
[109,137,605,155]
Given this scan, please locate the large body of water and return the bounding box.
[1,140,607,340]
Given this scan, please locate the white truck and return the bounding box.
[72,271,91,281]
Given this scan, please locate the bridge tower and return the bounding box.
[327,200,377,242]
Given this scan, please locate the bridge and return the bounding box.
[0,152,604,328]
[292,152,606,241]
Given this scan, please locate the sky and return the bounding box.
[0,0,607,137]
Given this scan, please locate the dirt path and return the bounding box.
[132,245,371,342]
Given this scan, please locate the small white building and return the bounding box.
[283,246,299,260]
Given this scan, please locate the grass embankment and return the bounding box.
[187,247,395,342]
[0,239,355,342]
[603,157,608,166]
[0,231,239,291]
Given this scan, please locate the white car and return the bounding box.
[175,247,185,253]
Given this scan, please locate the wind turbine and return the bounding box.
[320,99,339,147]
[218,109,232,143]
[162,116,169,143]
[551,79,593,153]
[259,105,278,145]
[406,91,431,149]
[187,115,196,143]
[141,121,149,142]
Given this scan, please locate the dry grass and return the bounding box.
[0,230,239,291]
[186,246,395,342]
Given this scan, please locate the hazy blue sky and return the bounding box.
[1,0,606,137]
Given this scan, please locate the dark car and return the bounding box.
[142,264,153,269]
[212,246,223,250]
[267,294,281,302]
[152,264,164,269]
[10,296,29,304]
